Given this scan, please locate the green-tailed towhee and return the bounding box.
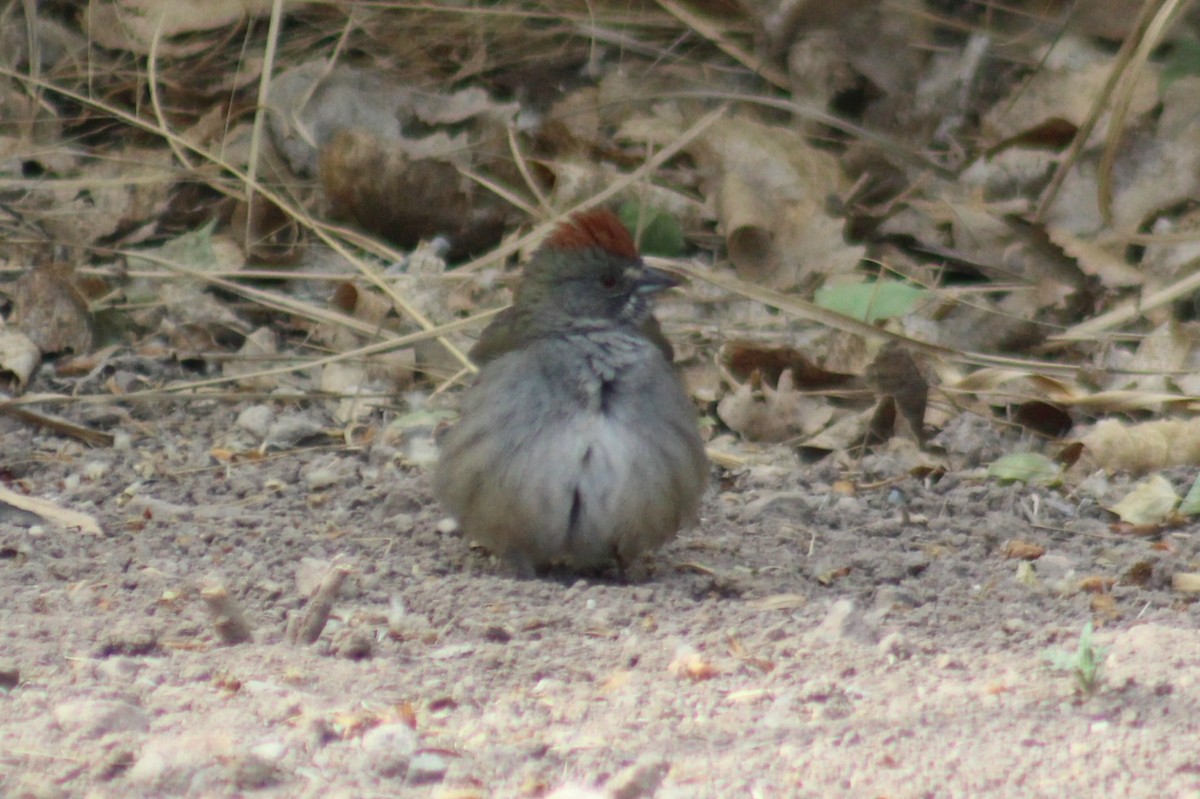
[433,210,708,573]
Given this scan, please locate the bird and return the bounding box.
[433,209,708,574]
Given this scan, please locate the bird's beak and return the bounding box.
[631,265,682,294]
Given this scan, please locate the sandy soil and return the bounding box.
[3,399,1200,798]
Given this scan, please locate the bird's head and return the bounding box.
[517,210,680,328]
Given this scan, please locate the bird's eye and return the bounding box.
[599,274,619,289]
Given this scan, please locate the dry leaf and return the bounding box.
[1044,227,1143,288]
[1083,418,1200,473]
[1112,77,1200,232]
[867,342,929,445]
[0,484,103,535]
[9,262,93,356]
[0,329,41,391]
[696,116,864,289]
[716,369,834,443]
[319,129,507,259]
[1004,540,1046,561]
[983,38,1157,143]
[84,0,281,55]
[1107,475,1180,526]
[1171,573,1200,593]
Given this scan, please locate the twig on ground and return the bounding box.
[200,581,255,645]
[287,559,353,645]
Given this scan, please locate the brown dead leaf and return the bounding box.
[1077,575,1115,594]
[1120,321,1200,398]
[1082,418,1200,473]
[230,193,304,264]
[1044,227,1143,288]
[696,116,864,289]
[1123,560,1155,586]
[1013,401,1073,439]
[0,330,41,392]
[724,341,855,388]
[222,328,290,391]
[10,262,93,356]
[983,38,1157,144]
[1004,540,1046,561]
[867,342,929,445]
[319,129,507,259]
[716,369,834,443]
[1091,593,1120,619]
[1112,77,1200,232]
[84,0,280,55]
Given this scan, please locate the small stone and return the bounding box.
[874,586,922,613]
[227,752,280,789]
[94,628,158,658]
[333,630,373,660]
[546,788,605,799]
[97,656,146,683]
[392,513,416,533]
[361,723,417,777]
[815,599,879,645]
[606,755,670,799]
[130,732,232,790]
[878,632,910,660]
[742,491,811,519]
[435,517,458,535]
[407,751,448,785]
[53,699,149,737]
[304,466,339,490]
[0,663,19,692]
[237,404,276,437]
[1001,618,1029,634]
[264,414,325,450]
[295,557,331,597]
[94,748,136,781]
[250,741,287,762]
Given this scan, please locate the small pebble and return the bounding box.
[264,415,325,450]
[815,599,879,645]
[83,461,110,480]
[878,632,910,660]
[53,699,149,737]
[361,723,418,778]
[236,404,276,438]
[304,467,339,490]
[97,656,146,683]
[407,751,448,785]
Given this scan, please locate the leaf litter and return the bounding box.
[4,0,1200,795]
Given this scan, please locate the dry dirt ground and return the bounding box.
[3,396,1200,798]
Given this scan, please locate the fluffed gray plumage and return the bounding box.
[433,210,707,573]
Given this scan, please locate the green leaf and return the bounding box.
[813,280,925,323]
[1043,622,1106,695]
[1180,474,1200,516]
[618,202,685,257]
[1160,37,1200,92]
[986,453,1061,485]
